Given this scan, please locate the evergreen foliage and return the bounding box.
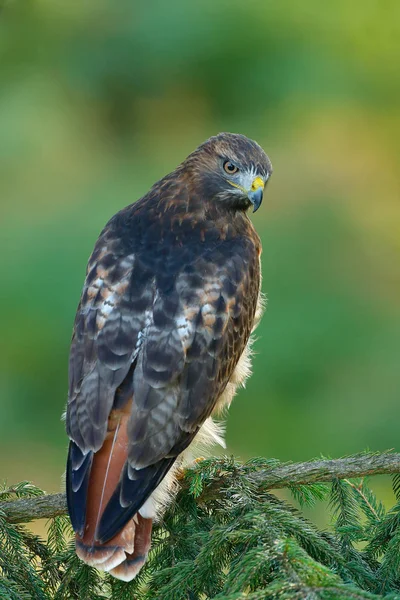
[1,457,400,599]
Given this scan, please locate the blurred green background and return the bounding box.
[1,0,399,516]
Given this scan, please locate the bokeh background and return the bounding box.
[1,0,399,518]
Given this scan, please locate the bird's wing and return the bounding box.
[66,205,260,542]
[66,214,157,533]
[66,222,152,454]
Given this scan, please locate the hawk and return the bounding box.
[65,133,272,581]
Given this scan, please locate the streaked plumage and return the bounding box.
[65,132,272,580]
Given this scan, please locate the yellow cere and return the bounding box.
[251,176,264,191]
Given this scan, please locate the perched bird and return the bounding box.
[65,132,272,581]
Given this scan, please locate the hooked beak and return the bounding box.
[247,176,264,212]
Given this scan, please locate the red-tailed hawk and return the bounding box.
[65,133,272,581]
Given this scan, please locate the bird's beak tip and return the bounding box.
[248,187,263,213]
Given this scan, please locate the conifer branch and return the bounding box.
[1,492,66,524]
[1,452,400,524]
[250,451,400,489]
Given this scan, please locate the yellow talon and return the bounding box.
[175,467,186,480]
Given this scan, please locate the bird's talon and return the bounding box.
[175,467,186,480]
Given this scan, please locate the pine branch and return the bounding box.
[1,452,400,524]
[2,453,400,599]
[1,493,66,524]
[250,452,400,488]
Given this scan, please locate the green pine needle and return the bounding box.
[2,456,400,599]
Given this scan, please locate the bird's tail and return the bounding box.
[76,513,152,581]
[72,399,152,581]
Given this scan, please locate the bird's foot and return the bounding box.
[175,467,185,481]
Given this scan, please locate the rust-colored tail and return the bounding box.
[72,402,152,581]
[76,513,152,581]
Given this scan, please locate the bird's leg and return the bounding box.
[175,457,206,481]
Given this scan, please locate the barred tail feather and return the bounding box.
[76,518,135,571]
[109,514,152,581]
[75,514,152,580]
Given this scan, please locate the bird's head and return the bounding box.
[185,132,272,213]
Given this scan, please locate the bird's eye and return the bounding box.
[223,160,239,175]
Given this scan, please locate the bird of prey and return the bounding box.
[65,132,272,581]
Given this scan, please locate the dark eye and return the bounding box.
[223,160,239,175]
